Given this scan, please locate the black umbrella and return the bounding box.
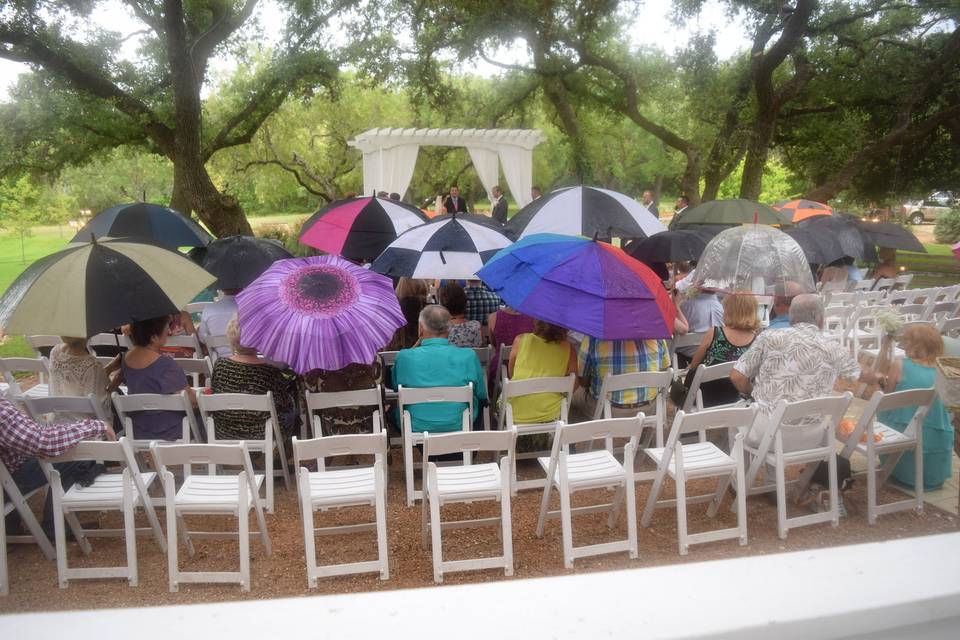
[782,227,846,265]
[199,236,294,290]
[624,227,720,264]
[856,221,926,253]
[71,202,213,249]
[797,216,876,262]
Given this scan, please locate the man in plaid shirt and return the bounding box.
[572,336,670,421]
[464,280,502,327]
[1,396,112,537]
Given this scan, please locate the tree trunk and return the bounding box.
[653,173,663,206]
[739,115,776,201]
[543,76,593,183]
[169,174,192,217]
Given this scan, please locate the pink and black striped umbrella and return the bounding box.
[298,196,429,261]
[236,255,405,373]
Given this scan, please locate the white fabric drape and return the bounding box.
[361,143,420,197]
[498,145,534,208]
[466,146,500,198]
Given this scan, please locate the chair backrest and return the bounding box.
[24,394,109,424]
[198,392,277,447]
[825,292,858,307]
[556,415,645,449]
[851,279,875,292]
[471,345,492,367]
[896,303,927,321]
[683,361,738,412]
[87,333,123,350]
[670,332,705,370]
[112,390,195,444]
[378,350,399,367]
[40,436,130,465]
[820,279,846,294]
[893,273,913,290]
[597,370,673,420]
[0,356,50,391]
[399,384,474,432]
[423,429,515,459]
[924,301,959,322]
[185,301,212,315]
[293,432,388,467]
[772,393,852,429]
[859,291,886,306]
[151,442,256,491]
[202,335,231,363]
[173,356,213,386]
[940,317,960,337]
[163,334,201,356]
[502,374,576,426]
[841,388,936,459]
[873,278,895,293]
[25,335,62,356]
[669,405,759,441]
[305,386,385,436]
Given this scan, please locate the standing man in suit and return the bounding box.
[443,185,469,214]
[490,185,508,224]
[641,189,659,218]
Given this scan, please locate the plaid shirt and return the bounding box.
[578,338,670,405]
[0,397,106,473]
[464,284,502,325]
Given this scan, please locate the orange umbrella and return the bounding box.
[775,199,832,223]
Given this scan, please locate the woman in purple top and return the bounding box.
[486,306,535,390]
[119,315,196,441]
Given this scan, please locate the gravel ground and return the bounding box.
[2,453,957,615]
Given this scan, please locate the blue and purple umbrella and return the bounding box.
[236,255,405,374]
[477,234,675,340]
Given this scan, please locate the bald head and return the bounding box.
[419,304,451,337]
[789,293,824,329]
[773,280,805,314]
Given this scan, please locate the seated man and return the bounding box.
[677,289,723,365]
[1,396,114,539]
[464,279,501,329]
[766,281,804,330]
[392,305,487,433]
[572,335,670,422]
[197,288,240,358]
[731,293,882,451]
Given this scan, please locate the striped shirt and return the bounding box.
[577,338,670,405]
[0,397,106,473]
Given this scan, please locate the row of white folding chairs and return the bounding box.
[26,333,205,359]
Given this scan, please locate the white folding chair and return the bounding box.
[39,437,165,588]
[924,301,960,323]
[24,394,109,425]
[670,332,705,375]
[859,290,886,306]
[824,306,855,347]
[399,384,473,506]
[185,301,212,315]
[198,392,291,514]
[492,344,512,405]
[595,370,673,448]
[873,278,895,293]
[501,374,576,492]
[422,429,515,583]
[851,279,875,292]
[896,303,928,322]
[839,388,935,524]
[86,332,125,355]
[163,334,202,357]
[25,335,62,356]
[0,356,50,402]
[641,406,758,555]
[173,356,213,388]
[306,386,385,439]
[743,393,853,539]
[893,274,913,290]
[681,361,740,415]
[151,442,271,592]
[0,458,56,564]
[535,417,643,569]
[940,317,960,337]
[293,433,389,585]
[112,390,200,450]
[824,291,858,308]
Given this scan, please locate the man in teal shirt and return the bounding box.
[392,305,487,432]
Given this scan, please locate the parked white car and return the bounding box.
[901,191,957,224]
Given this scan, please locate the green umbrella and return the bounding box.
[0,239,216,337]
[671,199,790,227]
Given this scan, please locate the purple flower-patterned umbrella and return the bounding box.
[236,255,405,374]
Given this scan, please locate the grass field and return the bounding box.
[1,217,958,358]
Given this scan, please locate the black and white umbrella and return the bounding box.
[71,202,213,249]
[371,213,512,279]
[0,239,216,337]
[506,186,666,240]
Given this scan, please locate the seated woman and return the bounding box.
[440,281,483,348]
[161,310,197,358]
[49,336,120,420]
[388,277,428,350]
[681,293,758,408]
[508,320,577,427]
[120,316,196,440]
[878,324,954,490]
[210,316,299,441]
[305,358,382,436]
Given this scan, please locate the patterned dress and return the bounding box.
[210,358,299,440]
[448,320,483,347]
[305,360,381,435]
[686,327,755,408]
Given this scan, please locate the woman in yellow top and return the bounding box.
[508,320,578,424]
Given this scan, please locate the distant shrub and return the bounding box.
[934,209,960,244]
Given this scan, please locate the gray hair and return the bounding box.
[789,294,824,327]
[419,304,451,335]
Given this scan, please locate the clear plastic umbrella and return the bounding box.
[691,225,815,295]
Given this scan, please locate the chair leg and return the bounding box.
[676,474,689,556]
[239,482,251,593]
[123,475,138,586]
[558,470,574,569]
[535,474,554,538]
[177,513,195,557]
[641,467,667,527]
[428,478,443,583]
[375,484,390,580]
[420,491,430,549]
[500,465,514,576]
[165,477,179,593]
[53,501,69,589]
[299,475,318,589]
[625,473,638,560]
[867,446,878,525]
[775,462,788,540]
[828,453,839,528]
[63,511,92,556]
[404,438,415,507]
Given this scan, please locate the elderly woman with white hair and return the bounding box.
[209,315,299,440]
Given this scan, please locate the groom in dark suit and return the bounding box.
[443,185,469,214]
[490,185,508,224]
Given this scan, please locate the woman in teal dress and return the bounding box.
[877,324,954,490]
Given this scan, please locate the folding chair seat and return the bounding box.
[39,438,165,588]
[742,393,853,539]
[306,386,385,439]
[173,356,213,388]
[838,388,935,524]
[151,442,271,592]
[293,432,389,585]
[535,417,643,569]
[399,384,474,506]
[641,406,759,555]
[422,430,515,583]
[501,374,576,492]
[198,392,291,514]
[1,356,51,402]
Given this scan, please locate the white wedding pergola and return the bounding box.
[347,128,546,207]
